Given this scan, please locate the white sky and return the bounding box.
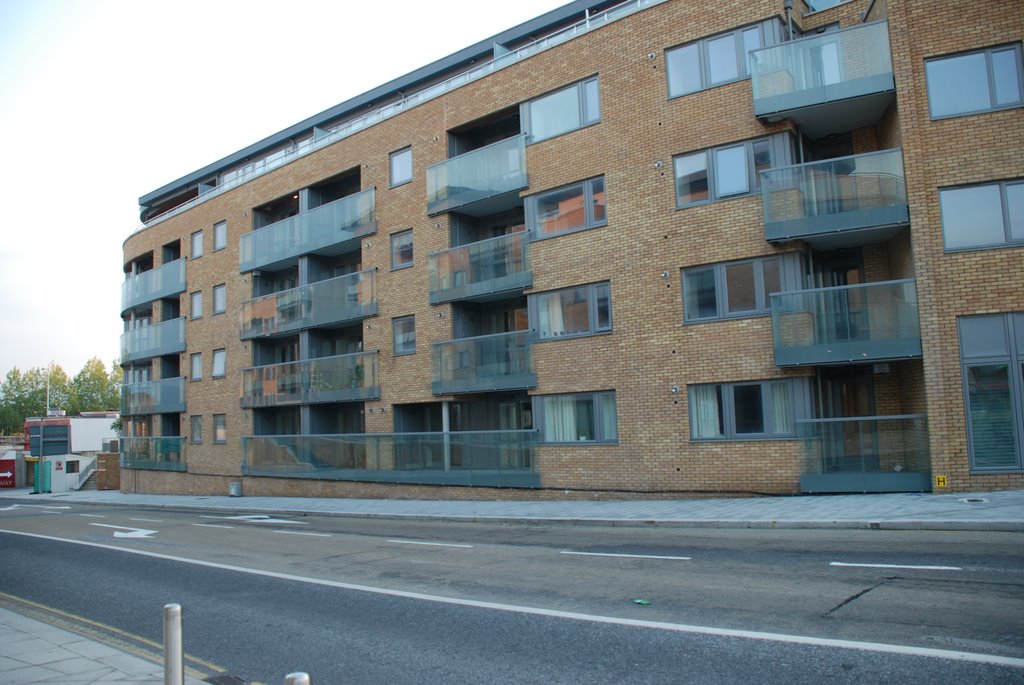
[0,0,568,378]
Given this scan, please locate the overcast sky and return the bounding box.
[0,0,567,379]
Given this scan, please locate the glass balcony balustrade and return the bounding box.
[120,377,186,416]
[798,414,930,492]
[750,21,895,137]
[120,317,186,364]
[121,259,186,314]
[240,270,377,339]
[426,135,527,215]
[762,149,908,248]
[241,352,380,408]
[771,279,921,366]
[428,233,531,304]
[241,430,538,487]
[120,436,187,472]
[432,330,536,395]
[240,188,376,272]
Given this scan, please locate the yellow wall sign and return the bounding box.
[935,475,948,488]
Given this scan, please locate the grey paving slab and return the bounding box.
[64,639,125,659]
[2,665,65,685]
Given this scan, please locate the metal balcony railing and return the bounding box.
[426,135,527,215]
[120,436,187,472]
[120,317,186,364]
[432,330,536,395]
[241,352,380,408]
[428,232,531,304]
[120,377,186,416]
[240,270,377,339]
[121,259,186,314]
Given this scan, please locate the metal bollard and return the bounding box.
[285,673,311,685]
[163,603,184,685]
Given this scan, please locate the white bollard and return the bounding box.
[163,603,184,685]
[285,673,311,685]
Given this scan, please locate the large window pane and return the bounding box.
[691,385,724,438]
[1007,183,1024,241]
[601,393,618,441]
[715,145,749,197]
[590,178,606,224]
[967,364,1018,469]
[706,34,739,84]
[940,185,1004,248]
[684,268,717,320]
[596,283,611,330]
[733,384,765,434]
[529,87,581,142]
[741,27,762,76]
[667,43,701,97]
[583,79,601,124]
[926,53,991,117]
[725,262,757,313]
[992,48,1023,106]
[675,152,709,205]
[536,185,585,235]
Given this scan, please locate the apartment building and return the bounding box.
[120,0,1024,498]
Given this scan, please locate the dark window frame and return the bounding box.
[940,179,1024,251]
[533,390,618,444]
[529,281,612,341]
[527,176,607,240]
[925,43,1024,120]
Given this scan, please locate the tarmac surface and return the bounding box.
[2,486,1023,683]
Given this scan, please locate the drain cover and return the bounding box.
[960,497,988,504]
[205,675,247,685]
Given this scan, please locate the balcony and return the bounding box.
[239,188,376,273]
[432,330,535,395]
[428,233,531,304]
[426,135,527,216]
[120,317,186,364]
[750,21,895,138]
[240,270,377,339]
[771,279,921,366]
[241,430,538,487]
[120,436,187,472]
[241,352,380,408]
[120,377,186,416]
[121,259,186,314]
[798,415,930,493]
[762,149,908,249]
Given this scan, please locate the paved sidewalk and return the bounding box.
[0,607,206,685]
[3,487,1023,531]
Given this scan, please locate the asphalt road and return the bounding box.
[1,499,1022,683]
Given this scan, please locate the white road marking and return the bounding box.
[0,504,71,511]
[561,550,692,561]
[88,524,157,539]
[80,514,106,518]
[273,530,332,538]
[193,524,234,529]
[199,514,307,525]
[830,561,963,571]
[130,518,164,523]
[1,528,1021,671]
[387,539,474,548]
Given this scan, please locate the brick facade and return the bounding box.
[120,0,1024,499]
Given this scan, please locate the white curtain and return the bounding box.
[543,396,577,442]
[538,293,565,338]
[692,385,722,438]
[601,393,618,441]
[770,382,792,435]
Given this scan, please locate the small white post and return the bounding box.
[163,603,183,685]
[285,673,311,685]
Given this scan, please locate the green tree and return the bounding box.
[105,359,123,411]
[69,357,114,414]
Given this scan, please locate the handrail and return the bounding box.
[771,277,915,298]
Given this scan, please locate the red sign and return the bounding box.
[55,461,64,471]
[0,459,15,488]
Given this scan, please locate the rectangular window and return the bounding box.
[958,313,1024,472]
[213,284,226,314]
[190,291,203,320]
[523,77,601,144]
[213,221,227,251]
[531,282,611,340]
[536,391,617,443]
[390,147,412,187]
[190,415,202,444]
[666,21,777,98]
[675,135,788,207]
[212,349,226,378]
[941,180,1024,250]
[683,254,796,322]
[926,44,1023,119]
[393,315,416,355]
[191,230,203,259]
[689,379,804,440]
[213,414,227,444]
[190,353,202,381]
[528,177,606,238]
[391,229,414,269]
